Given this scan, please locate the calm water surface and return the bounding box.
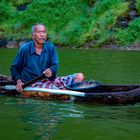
[0,49,140,140]
[0,97,140,140]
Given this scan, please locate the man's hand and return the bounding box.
[16,79,24,93]
[43,68,52,78]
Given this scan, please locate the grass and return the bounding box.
[1,0,140,47]
[0,48,140,84]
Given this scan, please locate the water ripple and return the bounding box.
[1,97,140,139]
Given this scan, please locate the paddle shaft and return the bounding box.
[22,73,46,88]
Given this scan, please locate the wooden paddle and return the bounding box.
[22,73,46,88]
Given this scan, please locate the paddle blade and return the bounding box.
[0,85,16,93]
[4,85,16,90]
[23,87,85,97]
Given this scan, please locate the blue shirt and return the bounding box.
[11,40,59,83]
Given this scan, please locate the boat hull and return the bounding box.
[1,74,140,104]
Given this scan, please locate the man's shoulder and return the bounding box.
[19,41,33,51]
[45,41,56,50]
[45,41,54,47]
[20,41,32,48]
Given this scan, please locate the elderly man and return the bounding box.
[11,24,84,92]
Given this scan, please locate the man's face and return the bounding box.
[32,25,47,44]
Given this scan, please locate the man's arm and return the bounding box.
[10,48,25,81]
[45,43,59,79]
[49,45,59,79]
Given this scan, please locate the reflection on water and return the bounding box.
[0,97,140,140]
[0,97,84,140]
[19,100,84,139]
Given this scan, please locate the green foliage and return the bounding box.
[7,0,32,6]
[0,1,15,22]
[136,0,140,13]
[0,0,16,37]
[116,17,140,45]
[83,0,128,47]
[4,0,89,44]
[0,0,140,47]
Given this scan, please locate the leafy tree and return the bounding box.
[136,0,140,13]
[0,0,15,22]
[117,17,140,45]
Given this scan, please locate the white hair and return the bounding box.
[31,24,46,34]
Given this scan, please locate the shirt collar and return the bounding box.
[30,40,48,55]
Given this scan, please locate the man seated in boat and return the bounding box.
[10,24,84,92]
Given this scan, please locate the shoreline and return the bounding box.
[0,39,140,51]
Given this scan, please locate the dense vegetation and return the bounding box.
[0,0,140,48]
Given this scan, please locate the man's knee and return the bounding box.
[76,73,84,82]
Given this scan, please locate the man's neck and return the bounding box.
[34,42,43,49]
[34,42,43,55]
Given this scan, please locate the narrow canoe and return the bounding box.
[1,74,140,105]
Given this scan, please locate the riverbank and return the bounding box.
[1,0,140,49]
[1,39,140,51]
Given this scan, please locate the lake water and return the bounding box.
[0,97,140,140]
[0,49,140,140]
